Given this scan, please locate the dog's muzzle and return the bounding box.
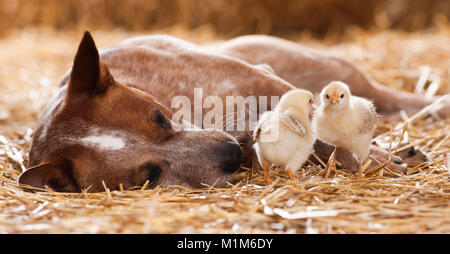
[219,140,242,173]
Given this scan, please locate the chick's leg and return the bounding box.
[324,148,338,178]
[358,160,369,177]
[286,151,309,184]
[262,163,272,184]
[287,168,295,185]
[357,162,364,177]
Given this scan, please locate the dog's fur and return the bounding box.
[19,32,432,192]
[212,35,449,119]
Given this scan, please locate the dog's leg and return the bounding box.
[365,78,448,120]
[310,139,408,177]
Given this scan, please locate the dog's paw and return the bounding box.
[395,143,428,168]
[335,147,359,173]
[366,145,407,176]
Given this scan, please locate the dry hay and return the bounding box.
[2,0,450,36]
[0,25,449,233]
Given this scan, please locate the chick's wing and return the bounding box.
[280,113,306,136]
[359,100,378,134]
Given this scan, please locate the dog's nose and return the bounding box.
[220,140,242,173]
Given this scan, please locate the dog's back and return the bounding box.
[213,35,448,119]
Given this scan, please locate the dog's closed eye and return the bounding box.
[154,109,171,129]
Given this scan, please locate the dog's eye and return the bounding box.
[326,94,329,99]
[340,94,344,98]
[309,99,313,104]
[144,164,162,187]
[154,109,171,129]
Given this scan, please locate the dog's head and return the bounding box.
[18,32,241,192]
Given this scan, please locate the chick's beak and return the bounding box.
[330,92,339,104]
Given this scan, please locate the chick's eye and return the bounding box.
[326,94,329,99]
[340,94,344,98]
[154,109,171,129]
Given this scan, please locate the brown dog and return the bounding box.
[18,32,428,192]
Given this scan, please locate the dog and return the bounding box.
[18,32,430,192]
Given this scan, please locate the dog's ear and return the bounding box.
[68,31,114,96]
[18,161,80,193]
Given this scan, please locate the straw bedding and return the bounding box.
[0,25,449,233]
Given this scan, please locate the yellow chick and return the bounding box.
[313,81,378,176]
[253,89,315,184]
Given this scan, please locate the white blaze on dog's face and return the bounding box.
[321,81,351,110]
[80,128,126,150]
[18,32,242,193]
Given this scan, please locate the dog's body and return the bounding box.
[213,35,449,119]
[19,33,433,192]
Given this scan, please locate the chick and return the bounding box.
[313,81,378,176]
[253,89,315,184]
